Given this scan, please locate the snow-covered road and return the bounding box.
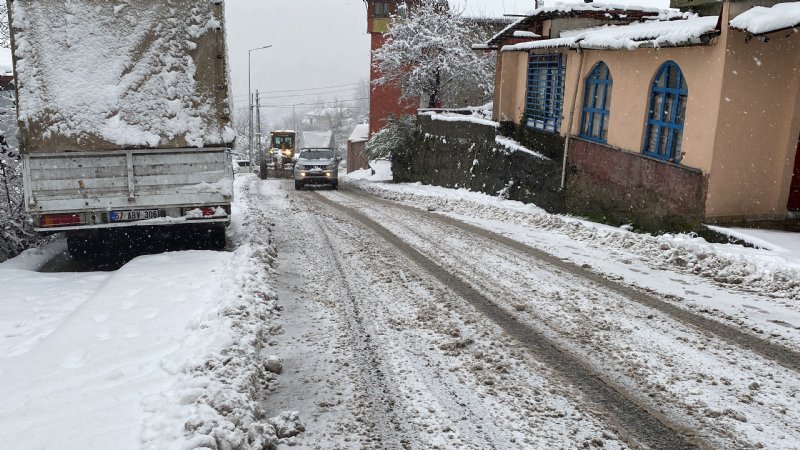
[260,176,800,449]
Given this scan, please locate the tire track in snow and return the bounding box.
[340,186,800,374]
[304,204,415,449]
[310,190,704,450]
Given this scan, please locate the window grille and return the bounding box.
[643,61,688,163]
[580,62,612,143]
[525,53,565,132]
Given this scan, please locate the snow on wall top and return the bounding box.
[503,15,717,51]
[10,0,234,152]
[0,48,13,76]
[348,124,370,143]
[729,1,800,35]
[301,131,334,149]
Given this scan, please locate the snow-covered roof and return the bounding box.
[0,48,13,77]
[485,2,686,48]
[348,123,370,143]
[301,130,334,149]
[729,1,800,35]
[502,15,718,51]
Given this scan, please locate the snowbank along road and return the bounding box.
[257,176,800,449]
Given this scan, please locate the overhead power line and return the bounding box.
[237,88,361,102]
[231,81,364,99]
[233,97,370,111]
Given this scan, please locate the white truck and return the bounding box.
[6,0,235,256]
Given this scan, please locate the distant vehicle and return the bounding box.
[294,131,339,190]
[234,160,255,174]
[8,1,234,256]
[261,130,296,179]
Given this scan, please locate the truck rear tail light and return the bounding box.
[40,213,83,228]
[185,206,230,220]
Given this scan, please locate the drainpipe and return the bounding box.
[560,42,585,190]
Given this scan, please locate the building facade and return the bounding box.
[487,1,800,224]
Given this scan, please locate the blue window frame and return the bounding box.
[643,61,688,163]
[525,54,565,132]
[580,62,612,143]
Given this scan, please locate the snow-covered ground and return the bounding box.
[0,175,288,449]
[345,161,800,348]
[4,166,800,449]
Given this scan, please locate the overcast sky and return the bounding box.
[224,0,670,126]
[225,0,371,126]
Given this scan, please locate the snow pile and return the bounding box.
[345,180,800,300]
[503,15,718,51]
[348,123,370,143]
[495,135,550,160]
[730,1,800,35]
[343,159,393,182]
[513,30,541,38]
[420,111,500,128]
[0,176,291,449]
[11,0,233,149]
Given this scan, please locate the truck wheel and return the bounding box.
[259,161,268,180]
[205,225,227,250]
[66,233,93,260]
[294,181,303,190]
[331,182,338,190]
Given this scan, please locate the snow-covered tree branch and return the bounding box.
[372,1,495,108]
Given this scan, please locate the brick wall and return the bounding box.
[566,138,708,231]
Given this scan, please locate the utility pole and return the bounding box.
[255,90,262,167]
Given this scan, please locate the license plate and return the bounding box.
[110,209,159,223]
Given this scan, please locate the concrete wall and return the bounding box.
[707,29,800,220]
[494,51,530,123]
[566,138,709,230]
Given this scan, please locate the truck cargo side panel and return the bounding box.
[25,149,233,214]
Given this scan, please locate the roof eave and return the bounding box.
[730,24,800,37]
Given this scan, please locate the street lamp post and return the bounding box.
[248,45,272,170]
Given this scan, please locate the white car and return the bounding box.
[293,149,340,190]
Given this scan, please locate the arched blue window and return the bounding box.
[643,61,688,162]
[580,62,612,143]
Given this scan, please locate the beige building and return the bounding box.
[485,0,800,225]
